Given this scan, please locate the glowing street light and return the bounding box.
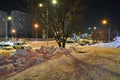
[12,29,16,39]
[102,20,107,25]
[93,27,96,30]
[102,19,110,42]
[34,23,39,41]
[12,29,16,33]
[52,0,57,5]
[8,16,12,20]
[39,3,43,7]
[88,27,91,30]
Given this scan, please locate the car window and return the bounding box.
[14,43,20,45]
[4,44,11,47]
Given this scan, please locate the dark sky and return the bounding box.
[83,0,120,31]
[0,0,120,31]
[0,0,20,12]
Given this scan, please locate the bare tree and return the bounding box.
[21,0,87,48]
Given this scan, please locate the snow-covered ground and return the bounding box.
[1,45,120,80]
[91,41,120,48]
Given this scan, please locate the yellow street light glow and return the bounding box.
[93,27,96,30]
[102,20,107,25]
[34,24,39,28]
[34,23,39,41]
[39,3,43,7]
[52,0,57,4]
[7,16,12,20]
[12,29,16,33]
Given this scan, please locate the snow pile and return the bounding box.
[92,42,120,48]
[5,46,120,80]
[92,36,120,48]
[0,46,71,78]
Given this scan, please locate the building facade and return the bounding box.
[0,10,35,39]
[0,11,7,38]
[10,10,34,38]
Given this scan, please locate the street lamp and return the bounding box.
[39,0,57,46]
[39,3,43,7]
[88,27,91,30]
[34,23,39,41]
[12,29,16,40]
[102,20,107,25]
[8,16,12,20]
[93,27,96,30]
[5,16,12,41]
[102,19,110,42]
[52,0,57,5]
[88,27,91,34]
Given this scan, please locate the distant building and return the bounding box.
[10,10,34,38]
[0,10,35,39]
[0,11,7,37]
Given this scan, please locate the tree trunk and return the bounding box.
[62,41,65,48]
[58,42,62,47]
[62,39,66,48]
[56,38,66,48]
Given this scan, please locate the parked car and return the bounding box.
[79,39,93,46]
[0,42,14,50]
[66,37,74,43]
[6,41,15,46]
[12,42,30,49]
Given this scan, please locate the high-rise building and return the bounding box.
[10,10,34,38]
[0,11,7,38]
[0,10,37,39]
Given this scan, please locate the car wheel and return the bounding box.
[13,47,16,49]
[21,47,24,49]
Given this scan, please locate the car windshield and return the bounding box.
[14,43,20,45]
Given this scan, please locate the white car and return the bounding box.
[0,42,14,50]
[6,41,15,46]
[12,42,30,49]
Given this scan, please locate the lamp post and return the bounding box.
[5,16,12,41]
[34,23,39,41]
[39,0,57,46]
[93,27,96,30]
[12,29,16,41]
[102,19,110,42]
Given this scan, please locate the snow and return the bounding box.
[3,46,120,80]
[0,41,120,80]
[115,36,120,42]
[92,41,120,48]
[92,36,120,48]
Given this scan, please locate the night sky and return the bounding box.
[0,0,21,12]
[0,0,120,31]
[83,0,120,30]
